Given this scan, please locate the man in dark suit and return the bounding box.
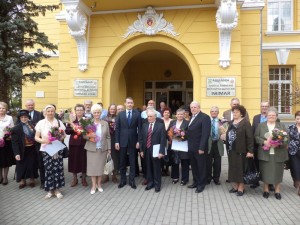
[139,108,166,192]
[187,101,211,193]
[24,99,44,189]
[222,98,249,121]
[251,101,276,190]
[115,97,141,189]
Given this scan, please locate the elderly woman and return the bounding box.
[255,108,288,200]
[102,104,118,183]
[0,102,15,185]
[168,108,189,186]
[35,105,66,199]
[11,110,38,188]
[288,111,300,196]
[65,104,87,187]
[84,104,111,194]
[226,105,253,196]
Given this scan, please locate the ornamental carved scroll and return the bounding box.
[123,6,179,38]
[216,0,238,68]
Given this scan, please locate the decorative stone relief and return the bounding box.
[216,0,238,68]
[276,49,290,65]
[123,6,179,38]
[61,0,88,71]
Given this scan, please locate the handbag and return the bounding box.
[243,158,260,185]
[104,154,114,175]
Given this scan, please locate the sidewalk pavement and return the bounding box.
[0,158,299,225]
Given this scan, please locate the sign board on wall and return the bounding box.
[207,78,236,96]
[74,79,98,97]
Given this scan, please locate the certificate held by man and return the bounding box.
[171,139,188,152]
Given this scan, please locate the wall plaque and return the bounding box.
[207,78,236,96]
[74,79,98,97]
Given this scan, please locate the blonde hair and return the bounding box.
[91,104,102,113]
[0,102,8,110]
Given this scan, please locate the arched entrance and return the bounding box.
[103,35,201,108]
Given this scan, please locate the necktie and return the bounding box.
[146,123,152,148]
[189,115,196,126]
[127,111,131,125]
[212,119,217,140]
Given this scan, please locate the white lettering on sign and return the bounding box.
[207,78,236,96]
[74,80,98,97]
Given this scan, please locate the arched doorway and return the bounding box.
[102,35,201,108]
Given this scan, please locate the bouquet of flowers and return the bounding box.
[72,124,85,140]
[48,126,65,142]
[79,118,100,143]
[263,128,288,151]
[168,125,187,141]
[0,126,12,147]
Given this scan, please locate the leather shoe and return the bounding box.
[29,182,35,188]
[172,179,179,184]
[180,181,187,186]
[118,182,126,189]
[130,182,137,189]
[19,183,26,189]
[275,193,282,200]
[155,187,161,193]
[70,179,78,187]
[195,187,204,193]
[40,183,45,190]
[206,180,211,185]
[213,180,220,185]
[142,179,148,185]
[145,185,154,191]
[188,183,197,189]
[229,188,238,193]
[263,192,269,199]
[81,179,88,187]
[236,191,244,196]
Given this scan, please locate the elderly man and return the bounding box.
[84,100,93,119]
[187,101,211,193]
[222,98,249,121]
[141,100,162,119]
[116,104,125,115]
[139,108,166,193]
[206,106,224,185]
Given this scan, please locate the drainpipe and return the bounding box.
[260,8,263,101]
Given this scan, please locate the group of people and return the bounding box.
[0,97,299,201]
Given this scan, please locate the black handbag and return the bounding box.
[243,158,260,185]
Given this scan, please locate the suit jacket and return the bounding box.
[208,119,224,156]
[167,119,189,159]
[187,111,211,153]
[115,109,141,148]
[226,118,254,154]
[139,120,166,155]
[84,120,111,152]
[255,122,288,162]
[222,109,249,122]
[11,122,36,159]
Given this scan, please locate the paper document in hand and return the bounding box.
[42,140,65,156]
[171,139,188,152]
[152,144,160,157]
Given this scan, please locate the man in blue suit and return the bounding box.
[115,97,141,189]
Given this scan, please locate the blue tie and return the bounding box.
[127,111,131,125]
[212,119,217,140]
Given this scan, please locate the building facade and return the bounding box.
[22,0,300,120]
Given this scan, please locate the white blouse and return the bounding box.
[0,115,14,130]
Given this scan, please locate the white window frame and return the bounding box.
[268,67,293,114]
[267,0,293,32]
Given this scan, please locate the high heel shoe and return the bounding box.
[236,190,245,196]
[263,192,269,199]
[275,192,282,200]
[70,178,78,187]
[90,188,96,195]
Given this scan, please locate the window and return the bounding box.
[269,67,292,114]
[267,0,292,31]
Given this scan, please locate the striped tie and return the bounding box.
[146,123,153,148]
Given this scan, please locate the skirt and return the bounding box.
[68,144,87,174]
[16,145,39,182]
[87,150,107,176]
[228,150,246,183]
[0,140,16,167]
[290,151,300,181]
[259,155,284,184]
[42,150,65,191]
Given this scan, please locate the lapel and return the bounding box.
[152,121,158,136]
[189,112,200,127]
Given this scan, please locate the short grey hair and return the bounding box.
[91,104,102,113]
[210,106,219,112]
[146,108,157,117]
[267,107,278,116]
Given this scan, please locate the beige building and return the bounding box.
[23,0,300,120]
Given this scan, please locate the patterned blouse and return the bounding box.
[288,124,300,155]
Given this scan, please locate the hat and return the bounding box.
[18,110,31,119]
